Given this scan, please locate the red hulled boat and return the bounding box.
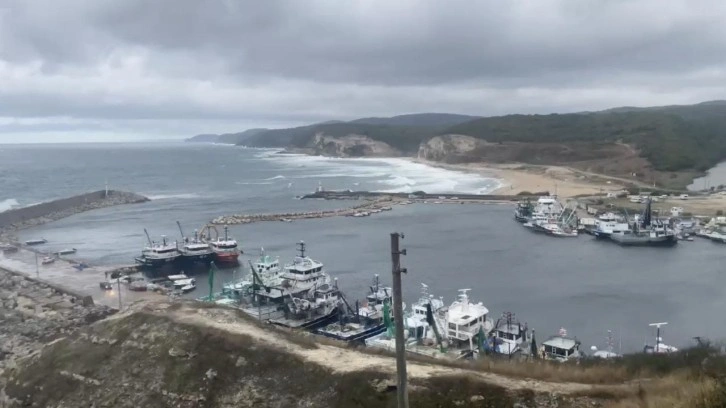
[209,226,241,265]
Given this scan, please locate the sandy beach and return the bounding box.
[414,159,625,197]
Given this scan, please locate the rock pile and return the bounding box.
[212,198,395,225]
[0,268,114,378]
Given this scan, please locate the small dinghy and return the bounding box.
[41,256,56,265]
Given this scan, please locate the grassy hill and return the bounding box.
[445,110,724,172]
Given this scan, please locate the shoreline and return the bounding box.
[273,147,624,198]
[410,158,626,198]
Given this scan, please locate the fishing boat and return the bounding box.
[24,238,47,246]
[488,312,529,356]
[609,200,677,247]
[593,219,630,240]
[216,249,283,301]
[513,199,534,223]
[238,241,339,330]
[315,274,397,343]
[135,230,180,268]
[540,327,582,362]
[176,222,214,265]
[54,248,77,256]
[444,289,494,352]
[208,225,241,265]
[41,256,55,265]
[643,322,678,354]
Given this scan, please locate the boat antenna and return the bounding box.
[297,240,306,257]
[176,221,185,240]
[649,322,668,352]
[143,228,152,247]
[224,225,229,241]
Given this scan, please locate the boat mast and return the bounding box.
[649,322,668,352]
[297,240,306,257]
[176,221,186,241]
[224,225,229,241]
[143,228,153,247]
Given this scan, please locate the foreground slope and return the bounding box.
[2,299,724,407]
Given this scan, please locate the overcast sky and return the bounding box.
[1,0,726,142]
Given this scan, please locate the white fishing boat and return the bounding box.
[540,327,582,362]
[444,289,494,351]
[239,241,338,330]
[24,238,47,246]
[135,230,180,268]
[220,249,283,299]
[55,248,77,256]
[176,222,214,265]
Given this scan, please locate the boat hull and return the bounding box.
[610,234,678,247]
[213,251,240,265]
[179,252,215,265]
[271,307,339,331]
[135,256,179,268]
[315,322,387,344]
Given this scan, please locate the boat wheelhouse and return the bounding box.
[490,312,528,355]
[541,328,581,362]
[445,289,493,350]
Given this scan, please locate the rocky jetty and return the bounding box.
[0,268,114,381]
[0,190,149,241]
[211,198,396,225]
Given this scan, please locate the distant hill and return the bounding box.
[186,129,269,145]
[349,113,479,127]
[189,103,726,187]
[185,134,219,143]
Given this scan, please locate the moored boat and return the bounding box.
[25,238,47,246]
[513,199,534,223]
[208,225,241,265]
[135,230,180,268]
[315,274,398,343]
[176,221,214,265]
[55,248,77,256]
[41,256,56,265]
[609,199,677,247]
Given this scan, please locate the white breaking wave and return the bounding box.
[0,198,20,212]
[146,193,201,200]
[235,181,275,185]
[265,175,286,180]
[262,153,502,194]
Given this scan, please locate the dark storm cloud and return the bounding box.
[1,0,725,141]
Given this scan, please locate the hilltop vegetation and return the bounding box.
[446,110,724,172]
[186,101,726,187]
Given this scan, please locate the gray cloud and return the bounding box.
[1,0,726,141]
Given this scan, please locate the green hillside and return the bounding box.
[445,111,724,172]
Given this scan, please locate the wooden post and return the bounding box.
[391,232,408,408]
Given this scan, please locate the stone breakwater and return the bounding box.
[0,190,149,241]
[211,198,397,225]
[0,267,114,379]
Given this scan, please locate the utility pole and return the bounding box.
[117,275,122,310]
[35,252,39,278]
[391,232,409,408]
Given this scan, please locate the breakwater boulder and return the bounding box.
[0,190,149,234]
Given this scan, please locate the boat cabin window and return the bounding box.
[544,345,573,357]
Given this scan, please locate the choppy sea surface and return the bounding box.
[2,142,726,353]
